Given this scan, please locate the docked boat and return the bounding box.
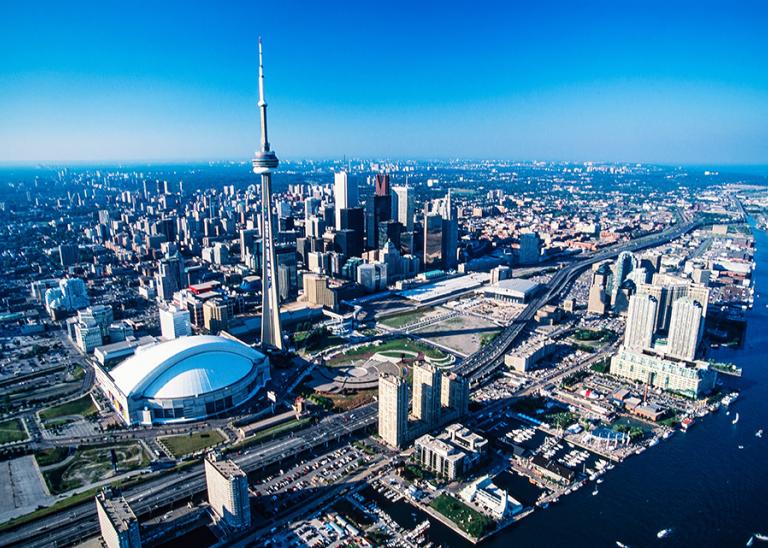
[592,488,599,496]
[657,528,673,539]
[754,533,768,541]
[681,417,694,432]
[597,478,604,484]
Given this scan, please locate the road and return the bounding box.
[0,405,378,547]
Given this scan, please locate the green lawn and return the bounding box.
[332,337,446,364]
[161,430,225,457]
[0,418,27,444]
[39,394,97,423]
[35,446,71,467]
[379,309,433,328]
[430,494,494,538]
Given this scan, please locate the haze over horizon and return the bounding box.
[1,0,767,165]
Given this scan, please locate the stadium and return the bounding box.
[95,335,270,425]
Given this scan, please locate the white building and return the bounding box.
[334,171,357,229]
[378,373,408,448]
[95,491,141,548]
[392,185,415,231]
[159,305,192,340]
[665,297,703,361]
[460,475,523,519]
[205,454,251,529]
[95,335,270,425]
[625,293,658,352]
[357,262,387,292]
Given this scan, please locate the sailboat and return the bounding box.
[733,413,740,425]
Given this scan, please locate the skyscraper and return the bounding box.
[378,372,408,448]
[251,39,283,350]
[334,171,357,229]
[412,362,441,426]
[392,185,415,231]
[666,297,703,361]
[423,213,443,271]
[625,293,658,352]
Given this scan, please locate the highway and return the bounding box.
[456,217,703,385]
[0,404,378,547]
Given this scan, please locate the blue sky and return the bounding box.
[1,1,767,164]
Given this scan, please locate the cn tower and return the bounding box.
[252,38,283,350]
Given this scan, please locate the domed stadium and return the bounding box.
[95,335,270,425]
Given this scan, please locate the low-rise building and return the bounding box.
[609,347,717,398]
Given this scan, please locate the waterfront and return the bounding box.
[417,224,768,547]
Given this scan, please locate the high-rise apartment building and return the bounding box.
[423,213,444,271]
[666,297,703,361]
[95,491,141,548]
[412,362,441,426]
[59,244,79,267]
[625,293,658,352]
[204,454,251,529]
[378,372,408,448]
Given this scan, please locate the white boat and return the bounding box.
[739,445,745,450]
[754,533,768,541]
[657,528,672,539]
[616,542,630,548]
[733,413,740,425]
[756,429,763,438]
[592,489,599,496]
[748,536,755,547]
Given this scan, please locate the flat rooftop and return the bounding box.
[98,494,137,532]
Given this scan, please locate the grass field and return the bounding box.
[35,446,71,467]
[330,337,446,365]
[39,394,97,423]
[161,430,225,457]
[430,494,493,538]
[378,308,433,329]
[0,418,27,444]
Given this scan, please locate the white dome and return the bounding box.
[109,335,266,399]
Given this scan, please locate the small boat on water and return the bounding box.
[592,488,599,496]
[748,536,755,547]
[657,528,673,539]
[739,445,745,450]
[597,478,604,484]
[754,532,768,541]
[616,542,630,548]
[733,413,740,425]
[756,429,763,438]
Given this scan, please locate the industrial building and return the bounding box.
[95,491,141,548]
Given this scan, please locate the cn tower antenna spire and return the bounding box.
[258,37,270,152]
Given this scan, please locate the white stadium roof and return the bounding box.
[108,335,265,399]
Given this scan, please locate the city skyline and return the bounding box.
[2,1,767,165]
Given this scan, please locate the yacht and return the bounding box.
[657,528,673,539]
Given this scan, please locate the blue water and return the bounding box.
[475,226,768,547]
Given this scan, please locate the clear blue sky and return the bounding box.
[1,0,767,164]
